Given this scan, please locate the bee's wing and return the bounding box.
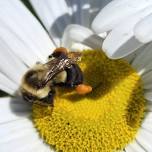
[43,58,74,85]
[43,58,61,82]
[44,58,60,68]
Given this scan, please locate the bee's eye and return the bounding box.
[48,55,53,59]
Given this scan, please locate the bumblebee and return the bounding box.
[21,47,92,106]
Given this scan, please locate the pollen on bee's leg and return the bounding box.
[76,84,92,95]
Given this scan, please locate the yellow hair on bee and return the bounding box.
[21,63,51,99]
[53,71,67,84]
[21,82,50,99]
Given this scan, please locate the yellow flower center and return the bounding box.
[33,50,145,152]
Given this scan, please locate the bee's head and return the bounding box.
[48,47,68,59]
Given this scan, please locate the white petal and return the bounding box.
[0,73,18,95]
[91,0,152,33]
[0,118,53,152]
[102,35,143,59]
[125,140,146,152]
[0,86,13,96]
[144,91,152,101]
[123,45,145,64]
[134,13,152,43]
[144,102,152,112]
[98,32,107,39]
[70,43,92,51]
[0,0,55,67]
[62,24,103,50]
[0,40,27,86]
[125,145,135,152]
[140,62,152,76]
[102,5,152,59]
[142,71,152,90]
[132,43,152,75]
[0,97,31,123]
[30,0,71,46]
[142,112,152,130]
[136,128,152,151]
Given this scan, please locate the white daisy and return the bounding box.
[0,0,152,152]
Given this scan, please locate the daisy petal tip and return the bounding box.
[62,24,90,48]
[102,45,119,59]
[98,32,107,39]
[91,12,111,34]
[62,24,103,50]
[134,13,152,43]
[91,18,102,34]
[102,41,127,59]
[102,45,136,60]
[102,31,144,59]
[134,22,152,44]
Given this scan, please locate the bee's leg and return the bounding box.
[73,64,83,86]
[64,65,77,88]
[22,91,36,104]
[47,89,56,105]
[58,64,83,88]
[53,64,83,88]
[74,65,92,95]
